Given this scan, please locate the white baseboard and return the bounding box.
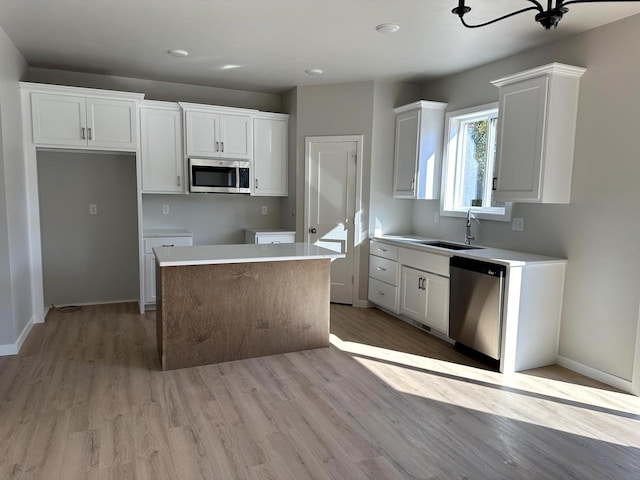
[353,300,373,308]
[556,355,632,392]
[52,298,138,308]
[0,315,35,356]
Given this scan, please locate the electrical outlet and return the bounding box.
[434,212,440,223]
[262,206,268,215]
[89,204,97,215]
[512,217,525,232]
[162,205,170,215]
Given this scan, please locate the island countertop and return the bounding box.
[154,242,344,267]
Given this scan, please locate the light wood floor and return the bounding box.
[1,303,639,479]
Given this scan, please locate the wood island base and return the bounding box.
[156,258,331,370]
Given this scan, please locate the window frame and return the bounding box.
[440,102,512,222]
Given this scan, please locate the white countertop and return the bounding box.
[154,242,344,267]
[374,235,567,267]
[144,228,193,238]
[243,228,296,234]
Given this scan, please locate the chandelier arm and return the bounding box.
[526,0,545,10]
[458,6,542,28]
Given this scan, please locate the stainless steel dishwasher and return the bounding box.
[449,256,506,361]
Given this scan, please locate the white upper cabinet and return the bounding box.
[29,86,142,150]
[253,113,289,197]
[181,103,256,160]
[491,63,586,203]
[392,100,447,199]
[140,101,184,194]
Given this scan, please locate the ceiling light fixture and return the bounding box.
[375,23,400,34]
[452,0,639,30]
[167,49,189,57]
[305,68,324,76]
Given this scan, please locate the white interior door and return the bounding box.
[306,138,357,304]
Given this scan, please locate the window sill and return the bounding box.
[440,204,512,222]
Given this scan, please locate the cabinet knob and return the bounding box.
[309,227,317,234]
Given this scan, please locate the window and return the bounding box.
[441,103,511,221]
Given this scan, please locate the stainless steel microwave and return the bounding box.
[189,158,251,194]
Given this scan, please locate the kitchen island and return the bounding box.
[154,243,344,370]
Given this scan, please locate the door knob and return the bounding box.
[309,227,317,234]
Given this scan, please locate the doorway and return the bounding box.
[305,135,363,305]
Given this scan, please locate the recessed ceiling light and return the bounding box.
[305,68,324,76]
[375,23,400,34]
[168,49,189,57]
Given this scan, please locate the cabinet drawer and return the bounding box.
[144,236,193,253]
[369,255,399,286]
[256,234,295,244]
[370,240,398,261]
[398,247,449,277]
[368,277,399,313]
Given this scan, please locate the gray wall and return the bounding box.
[27,67,282,112]
[142,194,283,245]
[370,82,420,236]
[294,82,375,302]
[38,151,139,306]
[0,25,29,348]
[281,87,298,233]
[416,14,640,381]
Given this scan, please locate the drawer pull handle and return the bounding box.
[377,290,385,296]
[377,266,386,271]
[161,244,175,247]
[377,248,388,252]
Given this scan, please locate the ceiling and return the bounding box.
[1,0,639,94]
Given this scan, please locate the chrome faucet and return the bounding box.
[464,209,475,245]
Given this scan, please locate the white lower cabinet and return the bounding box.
[400,266,449,335]
[143,235,193,305]
[368,239,450,336]
[244,228,295,244]
[368,243,400,313]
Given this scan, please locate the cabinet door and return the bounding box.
[86,97,137,149]
[144,254,156,304]
[31,93,87,146]
[400,266,426,321]
[256,233,295,244]
[219,114,251,159]
[185,110,219,157]
[393,109,420,198]
[253,118,288,196]
[493,76,548,202]
[423,272,449,334]
[141,106,183,193]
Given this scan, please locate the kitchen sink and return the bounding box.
[412,240,484,251]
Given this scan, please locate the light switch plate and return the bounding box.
[262,206,268,215]
[512,217,525,232]
[89,204,97,215]
[162,205,170,215]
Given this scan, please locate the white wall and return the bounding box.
[416,14,640,382]
[0,26,29,350]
